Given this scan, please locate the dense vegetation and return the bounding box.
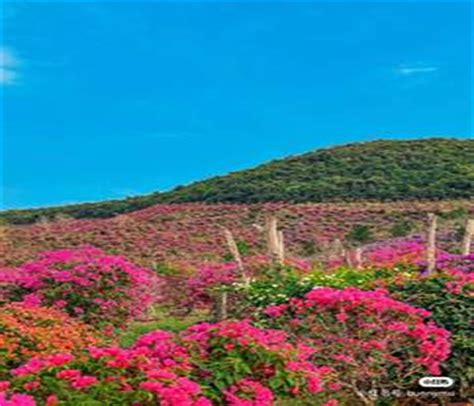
[2,138,473,224]
[1,238,472,405]
[1,200,473,267]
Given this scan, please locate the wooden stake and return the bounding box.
[223,227,249,285]
[426,213,437,274]
[278,230,285,264]
[216,291,228,321]
[462,219,474,255]
[333,238,346,257]
[223,228,244,272]
[354,247,363,269]
[266,216,283,265]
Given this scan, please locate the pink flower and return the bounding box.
[71,375,98,389]
[24,380,41,390]
[0,393,37,406]
[45,395,58,406]
[264,304,289,318]
[0,381,11,391]
[224,379,274,406]
[57,369,82,380]
[335,312,348,323]
[47,353,74,367]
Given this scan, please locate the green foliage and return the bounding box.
[440,207,468,220]
[236,240,250,255]
[120,307,205,347]
[389,275,474,397]
[308,267,396,289]
[151,262,180,276]
[231,266,315,317]
[232,265,401,319]
[346,224,373,244]
[390,220,414,237]
[2,138,473,224]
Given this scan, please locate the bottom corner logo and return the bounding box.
[418,376,454,388]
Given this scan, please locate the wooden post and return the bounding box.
[426,213,437,274]
[354,247,363,269]
[266,216,283,266]
[216,291,228,321]
[223,227,249,286]
[333,238,346,257]
[278,230,285,264]
[223,228,244,272]
[332,238,348,266]
[462,219,474,255]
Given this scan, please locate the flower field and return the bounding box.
[1,200,473,267]
[0,201,473,405]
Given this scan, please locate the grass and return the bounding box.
[120,306,208,347]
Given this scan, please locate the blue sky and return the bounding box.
[1,1,472,209]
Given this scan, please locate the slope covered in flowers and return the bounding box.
[0,236,472,405]
[1,200,472,267]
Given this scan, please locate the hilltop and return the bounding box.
[2,138,473,224]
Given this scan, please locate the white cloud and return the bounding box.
[0,47,20,85]
[396,66,439,76]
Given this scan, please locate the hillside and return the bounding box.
[1,200,473,267]
[2,138,473,224]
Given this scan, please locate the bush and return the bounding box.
[0,303,100,379]
[261,287,451,404]
[2,321,339,405]
[0,247,163,328]
[231,264,414,320]
[186,263,239,310]
[389,256,474,398]
[346,224,373,244]
[389,220,414,237]
[232,266,315,315]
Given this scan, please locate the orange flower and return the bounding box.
[0,303,101,377]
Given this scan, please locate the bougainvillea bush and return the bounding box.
[389,255,474,398]
[0,303,100,380]
[1,321,342,405]
[0,247,163,328]
[261,287,452,404]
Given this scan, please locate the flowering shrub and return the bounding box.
[224,379,274,406]
[3,343,208,405]
[390,257,474,397]
[261,287,452,404]
[182,320,334,403]
[363,238,430,267]
[0,393,36,406]
[230,266,315,318]
[0,303,100,380]
[186,263,240,309]
[1,321,338,405]
[0,247,162,328]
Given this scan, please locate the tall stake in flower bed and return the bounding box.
[223,227,249,286]
[216,290,228,321]
[461,219,474,255]
[333,238,346,257]
[426,213,437,274]
[353,247,363,269]
[266,215,283,266]
[278,230,285,263]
